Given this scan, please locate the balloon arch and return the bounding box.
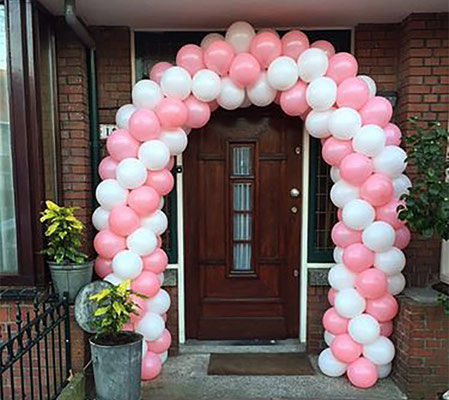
[92,21,411,389]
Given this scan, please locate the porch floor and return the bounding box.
[142,342,407,400]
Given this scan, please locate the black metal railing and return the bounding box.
[0,291,72,400]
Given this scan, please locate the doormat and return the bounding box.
[207,353,315,376]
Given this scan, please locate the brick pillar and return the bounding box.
[306,286,328,354]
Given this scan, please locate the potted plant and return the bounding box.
[89,281,145,400]
[40,200,93,301]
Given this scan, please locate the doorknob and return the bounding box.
[290,188,300,198]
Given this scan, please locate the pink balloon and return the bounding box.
[141,352,162,380]
[176,44,205,76]
[376,199,406,229]
[322,137,353,167]
[331,334,362,363]
[156,235,163,249]
[131,271,160,297]
[336,77,369,110]
[281,30,309,60]
[161,313,167,322]
[130,295,146,324]
[274,91,282,105]
[311,40,336,57]
[129,109,161,142]
[340,153,373,186]
[337,208,343,221]
[108,205,140,237]
[384,123,402,146]
[122,321,134,331]
[326,52,358,84]
[128,186,160,217]
[204,40,234,76]
[148,329,172,353]
[331,221,362,248]
[342,243,374,273]
[249,32,282,69]
[142,248,168,274]
[359,96,393,128]
[380,321,394,337]
[184,95,211,129]
[280,81,308,116]
[355,268,388,299]
[347,357,378,389]
[98,156,118,180]
[208,100,219,112]
[146,169,174,196]
[166,156,175,170]
[150,62,172,84]
[394,226,411,249]
[328,288,336,306]
[95,257,112,278]
[361,173,393,207]
[93,230,126,259]
[366,293,399,322]
[322,307,349,335]
[155,98,188,128]
[299,107,312,121]
[229,53,261,87]
[106,129,139,161]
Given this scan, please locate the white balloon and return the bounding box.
[159,128,188,156]
[334,288,366,318]
[267,56,298,91]
[247,72,277,107]
[374,247,406,276]
[328,263,356,290]
[305,109,333,139]
[157,272,165,286]
[373,146,407,178]
[132,80,163,110]
[104,273,125,286]
[306,77,337,111]
[348,314,380,345]
[358,75,376,98]
[387,273,406,295]
[126,227,157,256]
[159,350,168,364]
[363,336,395,365]
[328,107,362,140]
[297,48,329,83]
[330,167,341,183]
[160,66,192,100]
[333,247,344,263]
[141,210,168,235]
[363,221,396,252]
[136,312,165,341]
[217,77,245,110]
[201,32,225,50]
[96,179,128,211]
[377,362,392,379]
[318,348,347,377]
[138,140,170,171]
[146,289,171,314]
[112,250,143,280]
[92,207,109,231]
[342,199,375,231]
[115,104,136,129]
[142,340,148,356]
[353,125,386,157]
[330,180,360,208]
[192,69,221,102]
[225,21,255,53]
[392,174,412,198]
[324,330,335,346]
[116,158,147,189]
[158,197,165,210]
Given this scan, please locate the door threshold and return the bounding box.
[180,339,306,354]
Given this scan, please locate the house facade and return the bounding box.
[0,0,448,399]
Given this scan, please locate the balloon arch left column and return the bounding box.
[92,21,410,388]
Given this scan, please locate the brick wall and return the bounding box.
[165,286,179,354]
[306,286,328,354]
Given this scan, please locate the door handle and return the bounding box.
[290,188,300,198]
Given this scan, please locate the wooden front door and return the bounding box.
[184,106,302,340]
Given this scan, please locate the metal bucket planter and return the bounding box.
[90,332,143,400]
[48,260,93,302]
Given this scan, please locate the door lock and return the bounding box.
[290,206,298,214]
[293,269,299,278]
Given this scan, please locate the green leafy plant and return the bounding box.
[40,200,88,264]
[437,294,449,315]
[398,118,449,240]
[89,281,146,338]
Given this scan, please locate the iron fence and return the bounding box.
[0,291,72,400]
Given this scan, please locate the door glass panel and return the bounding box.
[233,243,251,271]
[233,183,251,211]
[233,147,252,176]
[233,214,251,240]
